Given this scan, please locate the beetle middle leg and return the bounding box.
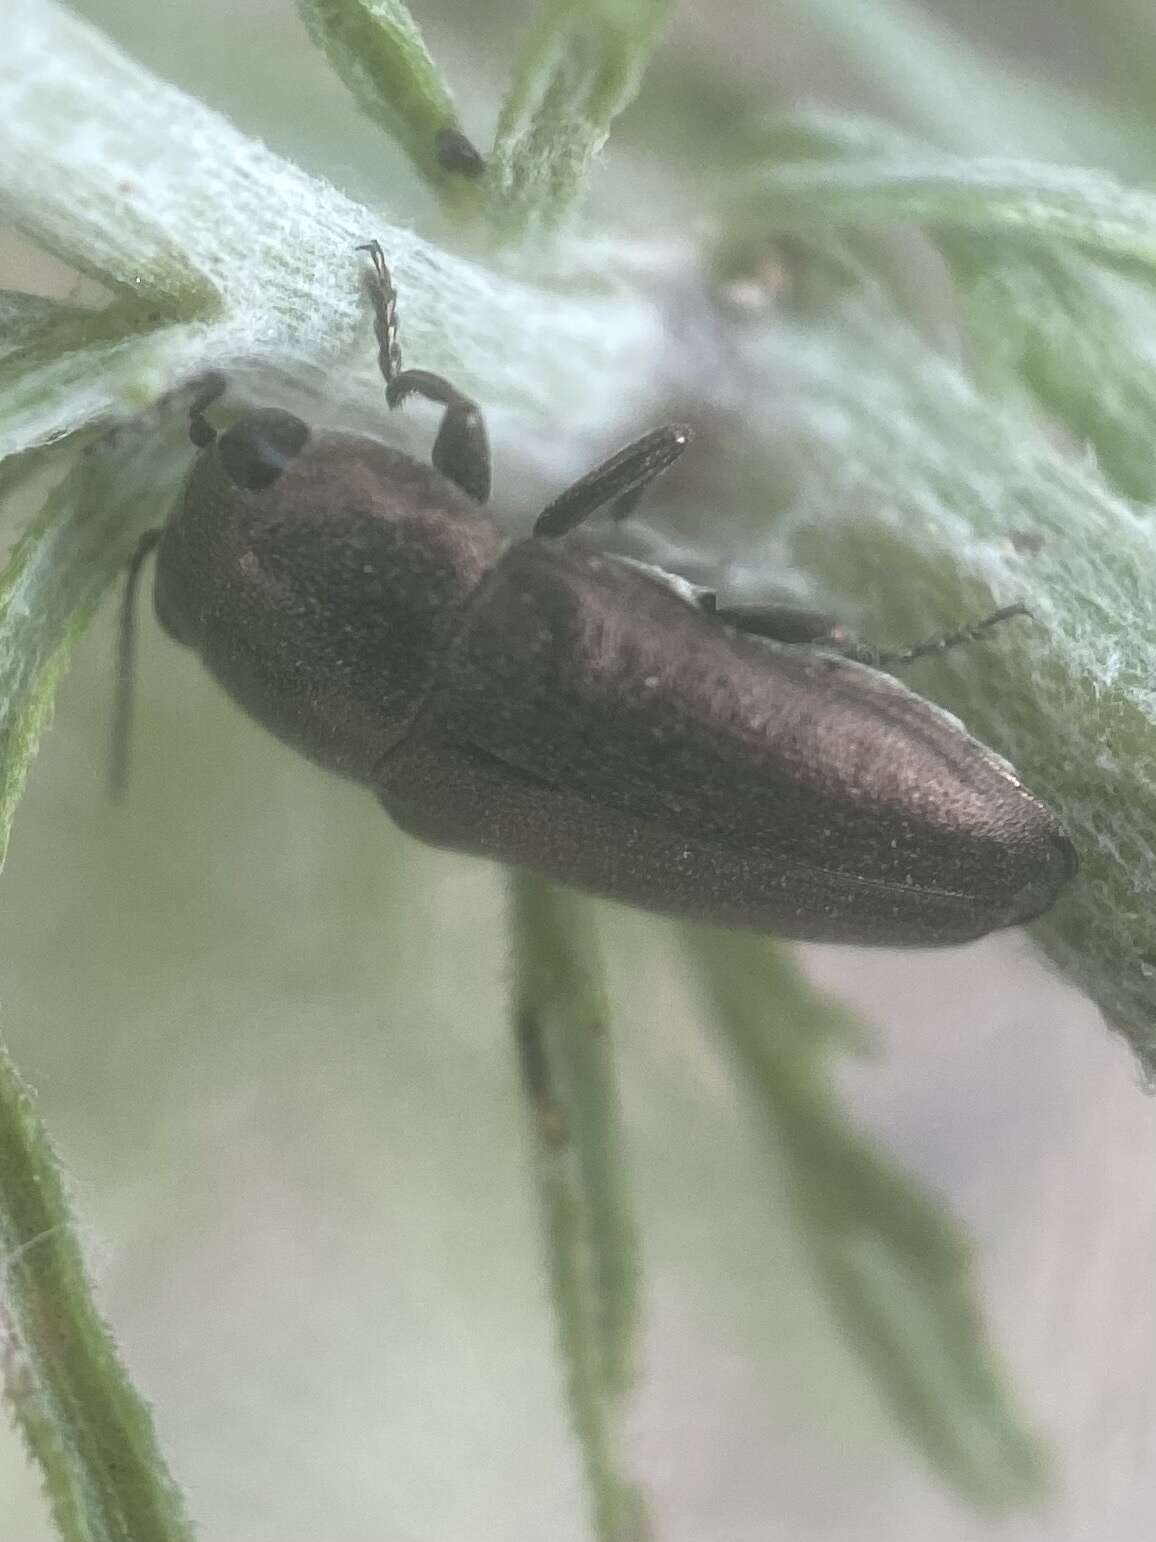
[532,423,691,538]
[696,594,856,649]
[358,240,491,503]
[698,591,1032,666]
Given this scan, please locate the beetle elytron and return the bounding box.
[114,242,1076,946]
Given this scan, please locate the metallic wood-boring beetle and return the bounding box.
[114,242,1076,946]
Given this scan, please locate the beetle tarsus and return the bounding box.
[358,240,402,386]
[533,423,692,539]
[872,603,1033,667]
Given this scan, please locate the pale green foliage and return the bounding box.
[488,0,676,236]
[0,427,195,1542]
[736,154,1156,265]
[708,103,1156,1055]
[688,932,1045,1506]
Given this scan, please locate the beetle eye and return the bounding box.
[218,410,311,491]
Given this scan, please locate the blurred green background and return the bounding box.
[1,2,1150,1539]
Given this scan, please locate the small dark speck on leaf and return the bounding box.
[1009,529,1046,555]
[436,126,485,178]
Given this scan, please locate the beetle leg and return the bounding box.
[387,368,491,504]
[187,371,227,448]
[869,603,1032,666]
[700,591,1032,667]
[697,593,855,649]
[532,423,692,538]
[358,240,491,503]
[110,527,163,803]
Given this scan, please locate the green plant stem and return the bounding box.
[0,1045,193,1542]
[509,874,645,1541]
[488,0,675,237]
[685,929,1047,1508]
[0,423,196,1541]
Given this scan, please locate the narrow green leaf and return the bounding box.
[0,298,180,465]
[726,107,1156,505]
[509,874,645,1541]
[743,104,921,168]
[782,0,1145,165]
[0,293,87,366]
[296,0,483,213]
[0,1043,194,1542]
[951,239,1156,503]
[488,0,675,236]
[0,423,189,853]
[729,154,1156,274]
[0,299,158,379]
[0,422,195,1541]
[685,929,1047,1508]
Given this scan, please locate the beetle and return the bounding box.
[112,240,1076,947]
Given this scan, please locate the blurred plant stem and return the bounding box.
[510,874,645,1541]
[687,931,1047,1508]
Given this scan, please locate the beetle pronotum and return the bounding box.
[113,242,1076,946]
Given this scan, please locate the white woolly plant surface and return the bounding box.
[0,0,670,477]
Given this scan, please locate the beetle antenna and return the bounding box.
[110,529,163,803]
[872,603,1033,667]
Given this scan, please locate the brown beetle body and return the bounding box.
[148,386,1075,946]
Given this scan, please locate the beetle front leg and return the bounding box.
[358,240,491,503]
[386,368,491,504]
